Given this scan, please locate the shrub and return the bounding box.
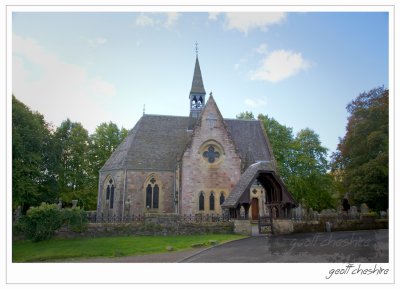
[16,203,89,241]
[22,203,63,242]
[62,207,88,233]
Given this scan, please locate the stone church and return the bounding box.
[96,56,296,220]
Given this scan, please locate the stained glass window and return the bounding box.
[199,192,204,211]
[210,192,215,210]
[203,145,220,163]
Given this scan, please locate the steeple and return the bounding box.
[189,55,206,122]
[190,56,206,95]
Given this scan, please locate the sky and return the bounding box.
[12,11,389,156]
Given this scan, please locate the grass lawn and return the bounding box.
[13,234,245,262]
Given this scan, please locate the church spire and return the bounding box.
[189,43,206,122]
[190,55,206,95]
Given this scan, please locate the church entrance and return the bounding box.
[251,198,259,220]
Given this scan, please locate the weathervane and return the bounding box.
[143,104,145,116]
[195,41,198,57]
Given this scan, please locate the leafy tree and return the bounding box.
[12,97,129,212]
[332,87,388,211]
[236,111,255,120]
[12,96,56,212]
[258,114,295,182]
[238,113,336,211]
[88,122,128,178]
[54,119,91,207]
[286,129,335,210]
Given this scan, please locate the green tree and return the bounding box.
[236,111,255,120]
[54,119,91,208]
[88,122,128,178]
[239,113,336,211]
[12,96,56,212]
[258,114,295,182]
[332,87,388,211]
[286,129,335,210]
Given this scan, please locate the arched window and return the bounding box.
[106,185,110,200]
[210,192,215,210]
[220,192,225,205]
[105,178,114,209]
[146,184,152,208]
[153,185,159,209]
[110,184,115,209]
[199,192,205,211]
[145,176,160,210]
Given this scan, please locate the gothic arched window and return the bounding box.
[210,192,215,210]
[110,184,115,209]
[199,192,205,211]
[146,184,152,208]
[106,185,110,200]
[105,178,115,209]
[145,176,160,210]
[153,185,159,209]
[220,192,225,205]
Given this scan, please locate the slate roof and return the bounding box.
[190,57,206,94]
[100,115,274,172]
[225,119,273,163]
[222,161,297,208]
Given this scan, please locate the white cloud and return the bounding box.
[245,98,267,108]
[135,13,181,29]
[234,58,247,70]
[224,12,286,34]
[86,37,107,48]
[208,12,220,21]
[164,12,181,29]
[250,49,310,82]
[12,33,116,132]
[135,13,156,27]
[255,43,268,55]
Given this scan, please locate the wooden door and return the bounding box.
[251,198,259,220]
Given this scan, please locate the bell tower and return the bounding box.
[189,42,206,119]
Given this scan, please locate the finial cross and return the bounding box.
[195,41,198,56]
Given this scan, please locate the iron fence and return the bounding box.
[86,213,231,224]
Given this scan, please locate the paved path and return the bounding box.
[66,229,387,263]
[181,229,388,263]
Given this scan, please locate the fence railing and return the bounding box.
[86,213,231,224]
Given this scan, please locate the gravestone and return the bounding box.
[239,205,245,219]
[57,198,63,210]
[294,205,302,220]
[360,203,369,214]
[72,200,78,208]
[380,211,387,219]
[349,206,358,219]
[325,221,331,232]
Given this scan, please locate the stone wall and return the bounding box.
[55,213,234,240]
[125,170,175,215]
[98,170,176,218]
[272,218,388,235]
[233,220,252,235]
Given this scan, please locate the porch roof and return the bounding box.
[222,161,297,208]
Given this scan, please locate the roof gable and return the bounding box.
[101,109,275,172]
